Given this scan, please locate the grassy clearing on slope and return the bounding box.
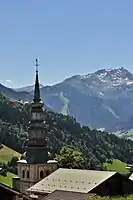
[103,159,129,175]
[60,92,69,115]
[88,195,133,200]
[0,145,21,163]
[0,172,16,187]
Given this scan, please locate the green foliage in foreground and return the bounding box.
[88,195,133,200]
[103,159,130,175]
[0,172,16,187]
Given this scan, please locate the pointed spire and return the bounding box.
[33,59,41,103]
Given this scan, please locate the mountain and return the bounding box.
[38,67,133,131]
[60,67,133,99]
[2,67,133,131]
[14,84,44,93]
[1,92,133,167]
[0,83,32,102]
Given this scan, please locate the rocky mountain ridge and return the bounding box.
[1,67,133,131]
[63,67,133,99]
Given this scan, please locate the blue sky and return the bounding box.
[0,0,133,87]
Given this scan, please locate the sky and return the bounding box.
[0,1,133,88]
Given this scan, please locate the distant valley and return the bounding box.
[1,67,133,132]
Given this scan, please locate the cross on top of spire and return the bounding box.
[35,59,39,72]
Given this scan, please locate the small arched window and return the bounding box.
[27,170,29,178]
[40,170,44,179]
[22,170,25,178]
[46,170,50,176]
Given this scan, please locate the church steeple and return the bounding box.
[33,59,41,103]
[25,59,48,164]
[14,59,58,196]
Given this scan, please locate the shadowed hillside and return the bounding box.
[0,93,133,170]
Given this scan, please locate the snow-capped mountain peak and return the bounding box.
[80,67,133,86]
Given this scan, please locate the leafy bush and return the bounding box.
[0,169,7,177]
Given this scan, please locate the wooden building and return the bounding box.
[27,168,133,198]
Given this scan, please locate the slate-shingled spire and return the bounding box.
[33,59,41,103]
[25,59,48,164]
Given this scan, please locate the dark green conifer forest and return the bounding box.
[0,93,133,169]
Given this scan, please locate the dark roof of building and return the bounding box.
[28,168,116,194]
[0,183,30,200]
[41,190,96,200]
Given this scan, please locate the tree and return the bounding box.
[55,146,85,169]
[7,156,19,174]
[9,156,19,167]
[0,169,7,177]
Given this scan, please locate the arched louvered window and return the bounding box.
[22,170,25,178]
[27,170,29,178]
[40,170,44,178]
[46,170,50,176]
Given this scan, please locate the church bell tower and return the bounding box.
[26,59,48,164]
[13,59,58,195]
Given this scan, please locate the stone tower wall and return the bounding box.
[16,162,57,194]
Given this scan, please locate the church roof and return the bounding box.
[28,168,116,194]
[47,160,58,164]
[17,159,27,164]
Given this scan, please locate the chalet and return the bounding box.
[27,168,133,199]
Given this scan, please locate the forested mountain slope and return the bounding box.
[14,67,133,131]
[0,93,133,169]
